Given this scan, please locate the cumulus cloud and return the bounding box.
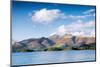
[66,20,95,31]
[30,8,95,24]
[51,20,95,37]
[31,8,65,24]
[57,25,66,35]
[30,8,95,37]
[72,29,95,37]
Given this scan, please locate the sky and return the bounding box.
[12,1,96,41]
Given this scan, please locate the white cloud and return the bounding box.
[31,8,95,37]
[31,8,95,24]
[51,20,95,37]
[57,25,66,35]
[83,9,95,14]
[68,14,94,20]
[66,9,95,20]
[73,31,84,36]
[72,29,95,37]
[65,20,95,36]
[31,8,65,24]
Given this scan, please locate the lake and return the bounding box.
[12,50,96,66]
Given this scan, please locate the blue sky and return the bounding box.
[12,1,96,41]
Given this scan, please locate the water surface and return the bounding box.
[12,50,95,66]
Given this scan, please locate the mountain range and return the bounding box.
[12,34,96,52]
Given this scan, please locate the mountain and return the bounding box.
[75,36,95,46]
[12,34,96,52]
[12,37,55,52]
[50,34,95,46]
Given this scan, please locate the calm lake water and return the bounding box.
[12,50,95,66]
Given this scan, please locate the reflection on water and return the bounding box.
[12,50,95,66]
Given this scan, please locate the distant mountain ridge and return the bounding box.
[12,34,96,52]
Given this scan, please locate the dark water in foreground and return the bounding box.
[12,50,95,66]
